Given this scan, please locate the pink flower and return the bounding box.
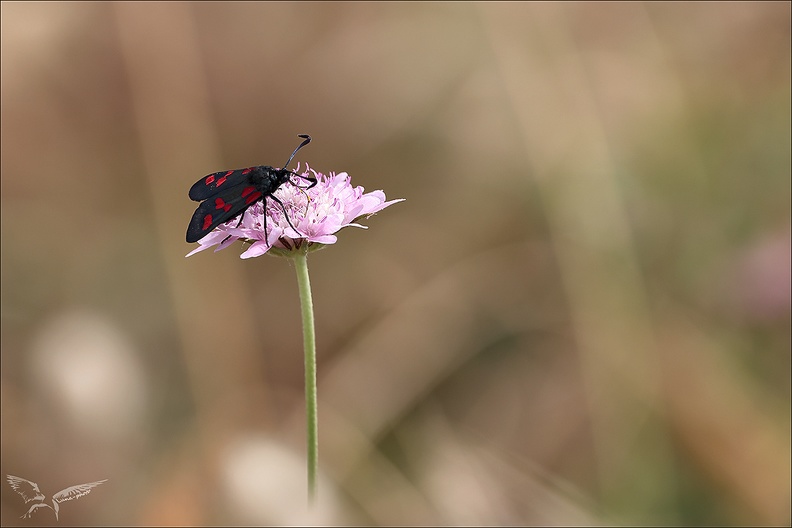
[185,165,404,259]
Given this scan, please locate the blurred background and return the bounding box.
[1,2,789,526]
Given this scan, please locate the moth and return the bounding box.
[186,134,314,244]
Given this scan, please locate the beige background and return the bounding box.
[1,2,789,526]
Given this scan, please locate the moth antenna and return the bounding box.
[282,134,312,170]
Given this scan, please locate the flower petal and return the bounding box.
[308,234,338,244]
[240,240,273,259]
[185,244,213,257]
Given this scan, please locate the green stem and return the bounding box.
[293,248,318,503]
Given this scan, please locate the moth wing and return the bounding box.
[186,184,265,243]
[188,167,255,201]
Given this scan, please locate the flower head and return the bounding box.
[186,165,404,259]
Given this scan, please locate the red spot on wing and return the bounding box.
[215,198,232,212]
[242,168,253,175]
[205,175,215,185]
[216,175,228,187]
[245,191,263,205]
[241,186,255,197]
[202,214,213,230]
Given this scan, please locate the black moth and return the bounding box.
[186,134,315,244]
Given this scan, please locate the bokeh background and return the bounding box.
[1,2,790,526]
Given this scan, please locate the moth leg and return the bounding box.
[269,194,301,236]
[289,170,317,190]
[263,201,270,247]
[221,211,246,245]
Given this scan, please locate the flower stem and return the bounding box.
[293,248,318,503]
